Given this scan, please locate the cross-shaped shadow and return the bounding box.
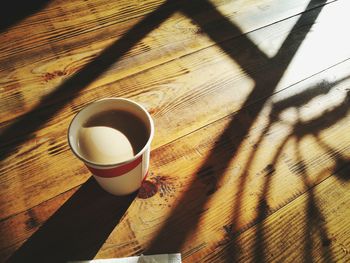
[0,0,183,162]
[4,0,347,262]
[146,0,330,258]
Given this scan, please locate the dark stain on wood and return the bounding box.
[138,174,178,199]
[138,180,158,199]
[43,70,66,82]
[148,107,157,115]
[153,175,176,198]
[25,210,40,230]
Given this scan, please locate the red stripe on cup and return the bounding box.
[142,170,149,182]
[86,155,142,178]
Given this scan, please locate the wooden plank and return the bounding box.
[94,64,350,260]
[0,0,334,123]
[1,0,349,221]
[1,0,345,227]
[1,55,349,261]
[1,0,350,262]
[1,180,137,263]
[0,188,79,261]
[201,168,350,262]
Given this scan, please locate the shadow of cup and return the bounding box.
[8,178,136,263]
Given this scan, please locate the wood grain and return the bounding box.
[202,168,350,262]
[1,0,349,262]
[1,50,349,261]
[1,0,349,221]
[0,0,333,123]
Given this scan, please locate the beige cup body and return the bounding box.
[68,98,154,195]
[87,147,151,195]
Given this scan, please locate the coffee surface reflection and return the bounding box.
[77,109,149,165]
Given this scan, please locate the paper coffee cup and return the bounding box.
[68,98,154,195]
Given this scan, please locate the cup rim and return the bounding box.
[67,97,154,168]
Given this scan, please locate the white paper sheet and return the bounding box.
[69,253,181,263]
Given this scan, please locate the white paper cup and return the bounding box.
[68,98,154,195]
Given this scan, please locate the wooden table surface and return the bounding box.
[1,0,350,262]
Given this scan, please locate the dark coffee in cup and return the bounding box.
[77,109,149,165]
[68,97,154,195]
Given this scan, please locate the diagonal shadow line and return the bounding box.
[146,0,327,258]
[316,135,350,181]
[0,0,50,33]
[218,74,349,261]
[216,118,277,262]
[183,0,330,127]
[2,0,332,260]
[272,75,350,113]
[0,0,179,162]
[251,75,350,262]
[222,0,329,259]
[294,137,335,263]
[252,135,290,263]
[7,178,137,263]
[182,0,269,81]
[294,89,350,138]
